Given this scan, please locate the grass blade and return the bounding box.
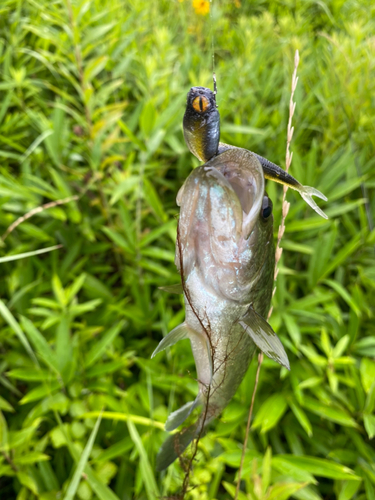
[0,300,37,364]
[0,245,62,263]
[63,412,103,500]
[127,419,160,499]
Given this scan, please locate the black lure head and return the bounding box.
[183,86,220,163]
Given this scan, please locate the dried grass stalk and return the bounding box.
[234,49,300,500]
[1,196,79,242]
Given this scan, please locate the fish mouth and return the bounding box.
[176,148,268,302]
[177,148,265,241]
[207,149,265,240]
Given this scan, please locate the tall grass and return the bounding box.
[0,0,374,499]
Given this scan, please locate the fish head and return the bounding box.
[176,148,274,303]
[183,87,220,162]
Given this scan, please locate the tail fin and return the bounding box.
[156,423,200,471]
[300,186,328,219]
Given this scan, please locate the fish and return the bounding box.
[152,147,289,470]
[183,86,328,219]
[152,85,328,471]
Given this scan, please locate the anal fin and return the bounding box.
[165,396,201,432]
[239,306,290,370]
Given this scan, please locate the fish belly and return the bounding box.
[184,271,257,425]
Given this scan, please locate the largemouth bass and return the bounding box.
[152,85,327,470]
[153,147,288,472]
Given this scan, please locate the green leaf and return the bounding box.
[20,129,54,163]
[110,176,139,205]
[301,396,359,428]
[276,455,361,480]
[95,437,133,462]
[101,226,134,253]
[19,381,60,405]
[288,400,313,437]
[70,299,102,316]
[360,358,375,393]
[127,419,160,499]
[222,481,248,500]
[262,447,272,494]
[63,413,102,500]
[364,381,375,414]
[56,314,71,380]
[252,394,288,433]
[363,414,375,439]
[7,368,50,381]
[332,335,351,358]
[267,482,307,500]
[18,472,39,495]
[66,273,87,303]
[52,273,66,307]
[14,452,50,465]
[318,234,362,281]
[85,321,125,368]
[83,56,108,84]
[118,120,146,151]
[0,411,9,450]
[338,480,362,500]
[323,280,361,317]
[20,316,59,373]
[272,457,316,484]
[0,395,14,412]
[140,101,156,136]
[0,301,37,364]
[143,177,168,223]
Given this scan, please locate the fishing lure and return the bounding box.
[152,87,328,471]
[183,87,328,219]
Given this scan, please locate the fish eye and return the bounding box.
[261,195,273,219]
[192,95,210,113]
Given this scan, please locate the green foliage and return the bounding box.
[0,0,374,498]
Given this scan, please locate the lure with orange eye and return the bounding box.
[192,95,210,113]
[183,87,220,162]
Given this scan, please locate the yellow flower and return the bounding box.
[193,0,210,16]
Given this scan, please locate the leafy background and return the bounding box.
[0,0,374,499]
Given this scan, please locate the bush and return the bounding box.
[0,0,374,498]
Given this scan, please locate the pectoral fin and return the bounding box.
[158,283,183,294]
[239,306,290,370]
[151,323,213,385]
[165,396,201,432]
[151,323,189,358]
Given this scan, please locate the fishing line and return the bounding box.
[209,0,217,103]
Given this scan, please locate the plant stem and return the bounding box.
[234,49,300,500]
